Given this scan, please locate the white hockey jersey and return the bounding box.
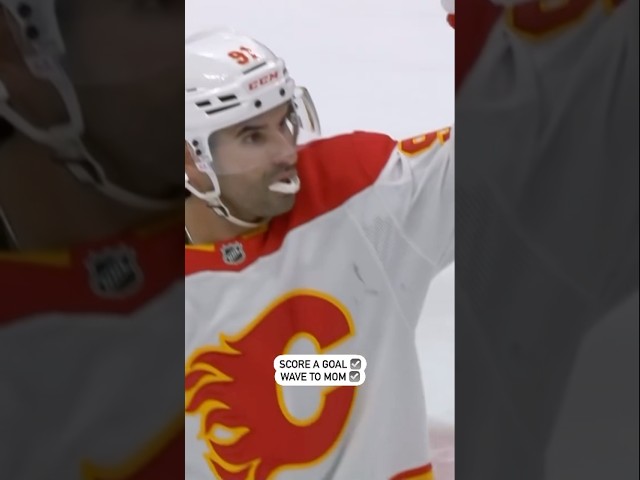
[0,223,185,479]
[455,0,637,478]
[185,129,454,480]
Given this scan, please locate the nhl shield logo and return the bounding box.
[221,241,246,265]
[85,245,144,298]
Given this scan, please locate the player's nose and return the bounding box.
[271,133,297,167]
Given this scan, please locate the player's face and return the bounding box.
[55,0,183,192]
[211,103,299,222]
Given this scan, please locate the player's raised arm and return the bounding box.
[338,0,455,278]
[373,126,454,273]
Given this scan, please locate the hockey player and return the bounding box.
[0,1,184,477]
[185,29,454,479]
[453,0,638,478]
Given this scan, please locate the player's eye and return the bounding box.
[242,132,265,145]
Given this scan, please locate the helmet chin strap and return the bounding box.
[184,173,302,230]
[184,177,263,229]
[185,160,302,231]
[212,203,264,229]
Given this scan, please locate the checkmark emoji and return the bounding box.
[349,371,360,382]
[350,358,361,369]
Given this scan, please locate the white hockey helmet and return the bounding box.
[0,0,178,210]
[184,28,321,227]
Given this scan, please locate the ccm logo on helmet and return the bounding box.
[248,72,280,91]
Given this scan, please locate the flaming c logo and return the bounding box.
[185,290,357,479]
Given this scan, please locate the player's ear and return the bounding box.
[0,7,67,129]
[185,141,217,193]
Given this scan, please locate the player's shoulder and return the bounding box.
[295,127,451,211]
[296,128,452,193]
[299,131,396,155]
[295,130,398,207]
[298,131,397,175]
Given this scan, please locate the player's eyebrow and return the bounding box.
[235,125,264,137]
[234,110,291,137]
